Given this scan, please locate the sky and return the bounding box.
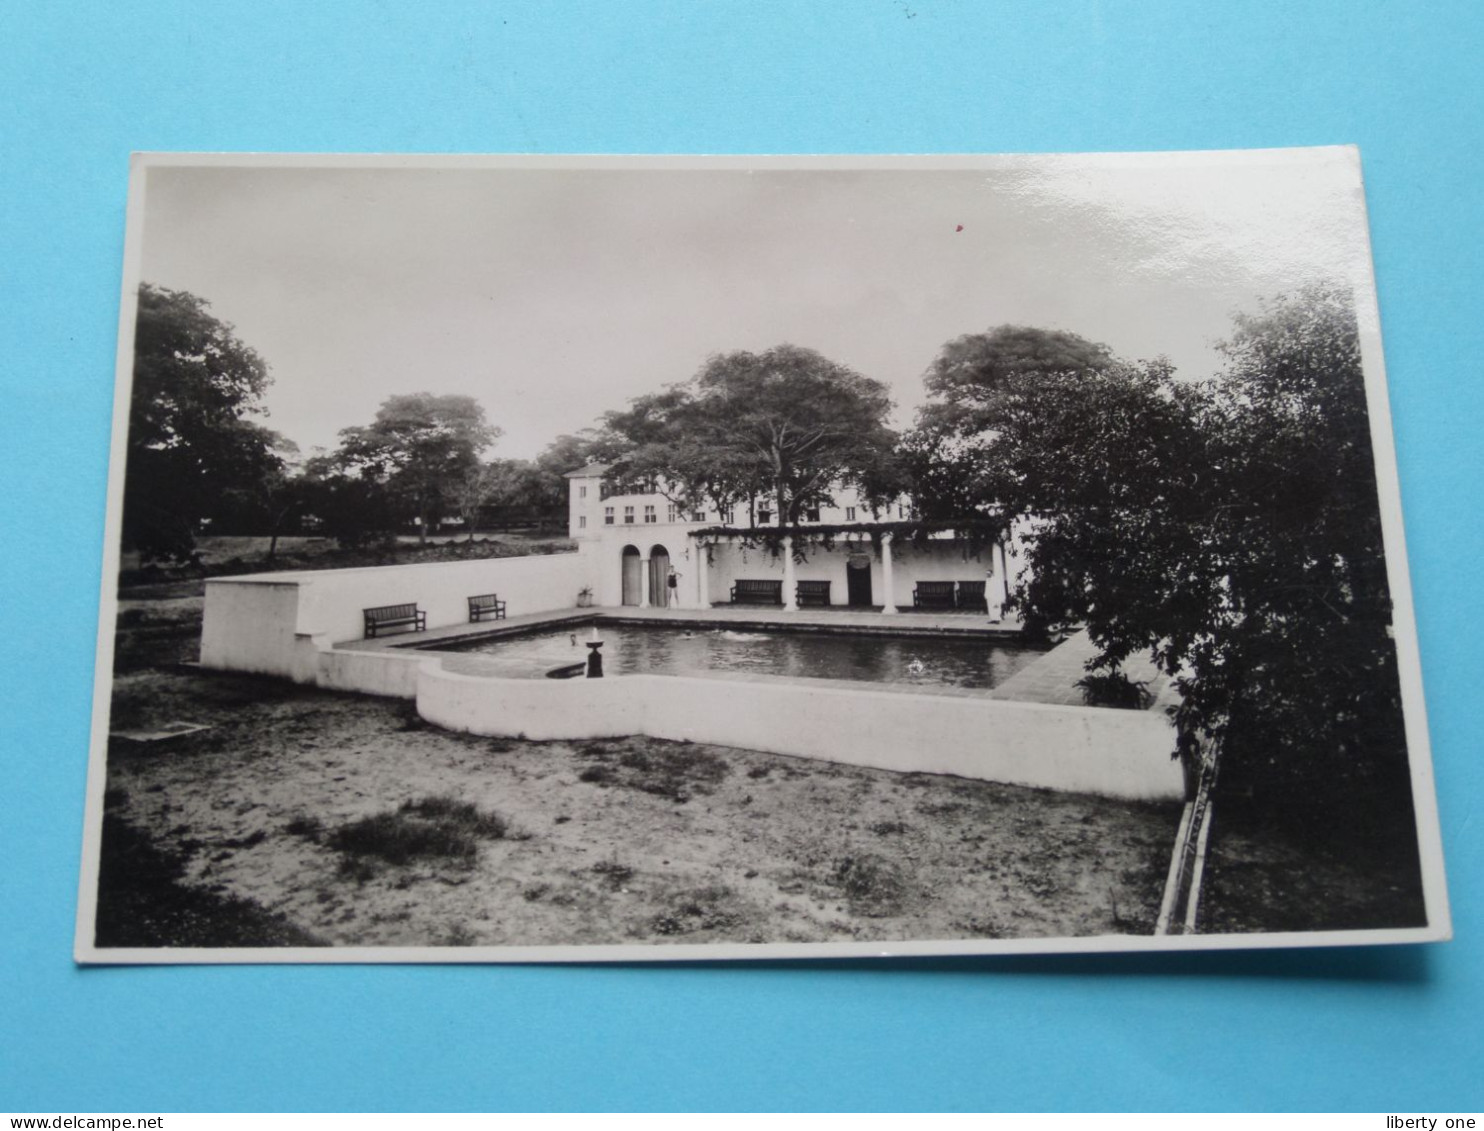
[133,150,1378,461]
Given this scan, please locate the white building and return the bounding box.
[564,462,1017,617]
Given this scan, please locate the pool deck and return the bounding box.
[333,604,1175,712]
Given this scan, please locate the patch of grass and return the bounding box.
[831,853,908,918]
[575,738,730,804]
[284,815,323,840]
[870,820,909,836]
[954,915,1008,939]
[439,922,478,947]
[648,884,744,937]
[327,796,516,868]
[917,801,970,818]
[591,858,636,890]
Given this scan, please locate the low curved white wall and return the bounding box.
[417,664,1184,801]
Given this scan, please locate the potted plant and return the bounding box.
[576,585,594,608]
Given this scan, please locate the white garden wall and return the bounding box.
[201,551,589,680]
[417,665,1184,801]
[200,579,306,678]
[292,552,590,643]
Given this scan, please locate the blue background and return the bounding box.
[2,0,1480,1112]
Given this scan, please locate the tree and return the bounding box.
[918,289,1411,837]
[919,325,1114,435]
[331,393,500,544]
[212,431,305,562]
[526,430,617,520]
[605,345,901,528]
[904,325,1116,526]
[123,283,282,561]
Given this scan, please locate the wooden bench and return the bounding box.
[795,580,831,607]
[363,602,426,638]
[467,593,508,622]
[730,579,784,606]
[956,580,987,612]
[912,581,957,610]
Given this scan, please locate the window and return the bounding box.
[579,485,587,499]
[604,506,615,525]
[721,509,735,525]
[579,515,587,529]
[805,508,821,522]
[845,506,857,521]
[624,506,635,524]
[757,509,772,525]
[898,505,906,519]
[644,505,657,524]
[667,506,677,523]
[691,510,706,522]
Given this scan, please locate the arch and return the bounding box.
[648,544,672,608]
[620,545,642,606]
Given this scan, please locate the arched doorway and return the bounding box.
[620,545,642,606]
[649,544,671,608]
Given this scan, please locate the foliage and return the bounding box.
[602,344,902,532]
[328,393,500,544]
[453,462,501,541]
[904,325,1116,526]
[1075,671,1153,711]
[919,324,1115,435]
[919,289,1410,829]
[124,284,283,561]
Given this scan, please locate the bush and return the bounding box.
[327,796,513,867]
[1076,671,1152,710]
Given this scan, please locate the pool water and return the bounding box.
[436,622,1045,690]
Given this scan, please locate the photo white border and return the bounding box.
[74,148,1452,965]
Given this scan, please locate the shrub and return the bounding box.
[1076,671,1153,710]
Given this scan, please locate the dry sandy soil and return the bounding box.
[98,666,1181,951]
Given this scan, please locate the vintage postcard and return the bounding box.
[76,150,1449,963]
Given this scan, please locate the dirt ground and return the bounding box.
[99,666,1181,949]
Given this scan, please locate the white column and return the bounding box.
[881,534,898,614]
[695,539,710,608]
[782,535,798,612]
[639,555,651,608]
[988,540,1009,622]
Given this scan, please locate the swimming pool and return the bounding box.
[433,621,1045,690]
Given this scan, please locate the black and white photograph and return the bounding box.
[76,150,1449,962]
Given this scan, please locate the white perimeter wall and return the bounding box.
[201,551,592,679]
[199,579,305,677]
[418,666,1184,801]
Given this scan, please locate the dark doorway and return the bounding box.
[846,556,873,607]
[621,546,642,606]
[649,545,671,608]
